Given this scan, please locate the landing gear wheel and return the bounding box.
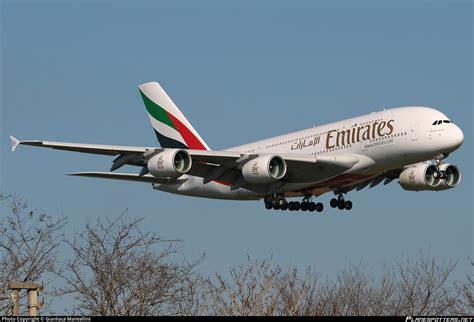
[272,199,280,208]
[300,202,308,211]
[330,198,338,208]
[315,202,324,212]
[345,200,352,210]
[433,153,447,180]
[288,202,295,211]
[294,202,301,211]
[308,202,316,212]
[439,170,445,179]
[264,194,290,211]
[337,200,345,210]
[434,170,446,180]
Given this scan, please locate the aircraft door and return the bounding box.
[410,123,419,141]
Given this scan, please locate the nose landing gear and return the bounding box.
[433,154,446,179]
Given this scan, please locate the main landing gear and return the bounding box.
[329,193,352,211]
[264,194,324,213]
[264,192,355,213]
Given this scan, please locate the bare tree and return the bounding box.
[203,255,319,316]
[57,211,204,315]
[1,191,470,316]
[312,254,460,316]
[0,194,67,315]
[204,253,469,316]
[389,254,458,315]
[452,260,473,315]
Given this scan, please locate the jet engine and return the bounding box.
[433,164,461,190]
[147,149,192,178]
[242,155,287,184]
[399,162,461,191]
[399,163,441,191]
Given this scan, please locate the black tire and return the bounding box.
[345,200,352,210]
[280,202,288,210]
[308,202,316,212]
[294,202,301,211]
[337,200,345,210]
[288,202,294,211]
[330,198,338,208]
[315,202,324,212]
[265,202,272,209]
[300,202,308,211]
[273,204,280,210]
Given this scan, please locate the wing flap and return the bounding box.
[284,155,359,183]
[188,150,243,166]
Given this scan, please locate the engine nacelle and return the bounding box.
[147,149,192,178]
[399,163,441,191]
[242,155,287,184]
[434,164,461,190]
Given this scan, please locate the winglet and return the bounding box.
[10,135,20,152]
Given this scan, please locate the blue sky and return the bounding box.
[1,0,472,313]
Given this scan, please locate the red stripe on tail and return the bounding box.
[166,112,207,150]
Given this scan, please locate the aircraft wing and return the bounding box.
[10,136,153,155]
[11,136,360,188]
[68,172,184,184]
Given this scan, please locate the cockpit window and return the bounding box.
[432,120,452,126]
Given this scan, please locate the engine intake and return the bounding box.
[434,164,461,190]
[242,155,287,184]
[147,149,192,178]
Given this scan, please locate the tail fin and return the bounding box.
[138,82,210,150]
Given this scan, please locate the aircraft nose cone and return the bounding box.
[451,124,464,150]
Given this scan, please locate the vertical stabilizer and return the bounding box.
[138,82,210,150]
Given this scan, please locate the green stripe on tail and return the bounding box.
[139,90,176,130]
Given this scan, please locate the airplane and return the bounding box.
[10,82,464,212]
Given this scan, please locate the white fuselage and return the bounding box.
[156,106,463,200]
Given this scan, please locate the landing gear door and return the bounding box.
[410,124,419,141]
